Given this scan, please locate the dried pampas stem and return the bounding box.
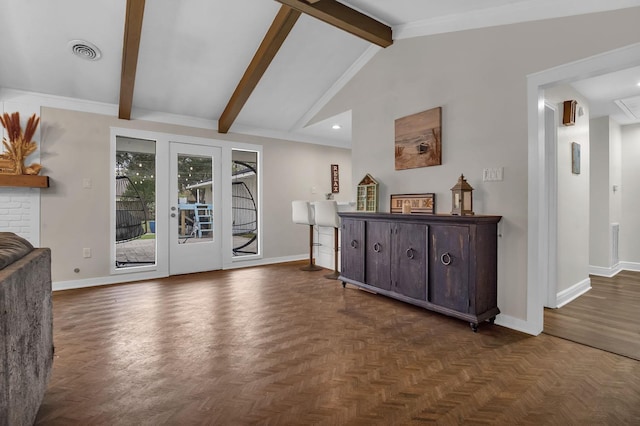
[0,112,42,175]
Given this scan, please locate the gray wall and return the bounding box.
[40,107,352,282]
[314,8,640,320]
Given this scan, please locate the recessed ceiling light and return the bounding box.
[637,82,640,87]
[332,124,341,130]
[68,40,102,61]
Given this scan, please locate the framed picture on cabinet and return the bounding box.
[390,193,435,214]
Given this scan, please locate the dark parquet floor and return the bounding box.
[36,262,640,425]
[544,271,640,361]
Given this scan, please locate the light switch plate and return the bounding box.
[483,167,504,182]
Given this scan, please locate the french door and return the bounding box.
[169,142,222,275]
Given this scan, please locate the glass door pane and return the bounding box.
[176,154,213,244]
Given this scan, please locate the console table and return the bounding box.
[338,212,501,331]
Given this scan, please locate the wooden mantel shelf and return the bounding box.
[0,174,49,188]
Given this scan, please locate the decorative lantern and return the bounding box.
[451,174,474,216]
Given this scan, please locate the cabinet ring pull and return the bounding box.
[350,240,358,249]
[373,242,381,253]
[406,248,414,259]
[441,252,452,266]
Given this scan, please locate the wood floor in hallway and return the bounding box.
[36,262,640,425]
[544,270,640,361]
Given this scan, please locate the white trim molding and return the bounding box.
[223,254,307,270]
[589,264,623,277]
[54,270,167,292]
[393,0,640,40]
[618,262,640,273]
[556,278,591,309]
[494,314,542,336]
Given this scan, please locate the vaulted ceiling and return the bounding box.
[1,0,639,147]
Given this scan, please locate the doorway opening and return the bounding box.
[527,42,640,336]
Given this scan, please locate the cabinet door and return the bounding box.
[393,223,427,300]
[429,225,469,312]
[365,221,391,290]
[341,218,365,283]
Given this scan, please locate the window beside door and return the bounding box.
[114,136,157,269]
[232,150,259,257]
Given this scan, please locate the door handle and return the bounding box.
[441,252,452,265]
[171,206,177,211]
[406,248,414,259]
[350,240,358,248]
[373,242,381,253]
[171,213,176,218]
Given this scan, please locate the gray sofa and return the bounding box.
[0,233,53,426]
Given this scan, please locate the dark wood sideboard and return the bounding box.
[338,212,502,332]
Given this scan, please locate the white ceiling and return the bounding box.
[571,66,640,124]
[1,0,639,147]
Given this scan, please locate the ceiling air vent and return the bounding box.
[615,95,640,120]
[68,40,102,61]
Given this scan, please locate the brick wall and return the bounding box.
[0,188,39,244]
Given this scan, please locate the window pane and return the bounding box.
[232,150,258,256]
[176,154,213,244]
[115,137,156,268]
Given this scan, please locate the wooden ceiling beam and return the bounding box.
[218,5,301,134]
[275,0,392,48]
[118,0,146,120]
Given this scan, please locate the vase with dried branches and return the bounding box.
[0,112,42,175]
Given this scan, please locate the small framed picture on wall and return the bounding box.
[571,142,581,174]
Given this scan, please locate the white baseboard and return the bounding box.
[589,263,622,277]
[494,314,541,336]
[53,270,166,292]
[555,277,591,308]
[589,261,640,277]
[54,254,310,291]
[223,254,308,269]
[617,261,640,272]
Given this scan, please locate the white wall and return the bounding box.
[545,86,590,295]
[621,123,640,264]
[589,117,623,271]
[314,7,640,322]
[37,107,351,283]
[609,120,622,226]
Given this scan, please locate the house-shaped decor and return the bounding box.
[356,174,379,212]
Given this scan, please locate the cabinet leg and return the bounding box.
[470,322,478,333]
[341,282,346,288]
[488,317,496,325]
